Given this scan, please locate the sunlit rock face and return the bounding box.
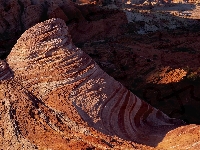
[157,124,200,149]
[0,18,187,149]
[7,18,185,147]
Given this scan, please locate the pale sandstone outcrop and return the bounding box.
[0,18,195,149]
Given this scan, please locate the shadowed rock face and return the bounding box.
[0,0,127,59]
[0,18,199,149]
[0,60,13,80]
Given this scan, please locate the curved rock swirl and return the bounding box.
[1,18,187,149]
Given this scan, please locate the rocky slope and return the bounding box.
[82,27,200,125]
[1,0,199,60]
[1,0,200,149]
[1,18,200,150]
[0,18,158,150]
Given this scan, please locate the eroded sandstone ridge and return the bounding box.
[0,18,200,149]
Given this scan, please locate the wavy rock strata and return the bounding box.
[0,18,199,149]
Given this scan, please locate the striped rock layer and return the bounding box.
[1,18,198,149]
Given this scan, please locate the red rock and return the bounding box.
[0,18,190,149]
[61,5,85,21]
[47,4,69,22]
[68,10,128,43]
[157,124,200,149]
[0,0,127,58]
[0,60,13,80]
[0,0,21,34]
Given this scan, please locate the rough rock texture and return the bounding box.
[0,60,13,80]
[1,18,196,149]
[47,4,69,22]
[81,27,200,125]
[124,9,197,34]
[0,0,127,59]
[21,4,44,30]
[0,0,21,34]
[68,9,127,43]
[157,124,200,149]
[1,79,146,149]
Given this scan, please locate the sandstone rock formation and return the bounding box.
[0,0,127,59]
[157,124,200,149]
[3,18,200,149]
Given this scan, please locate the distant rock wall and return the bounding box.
[124,10,197,34]
[0,0,127,59]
